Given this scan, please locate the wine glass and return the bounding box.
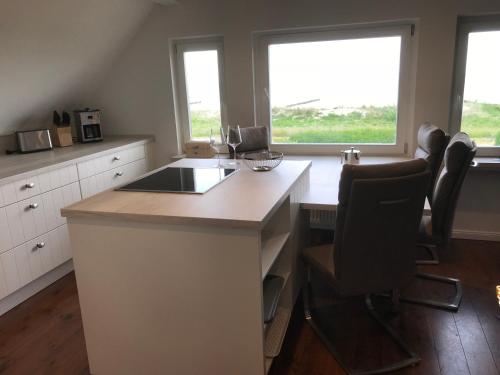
[227,125,242,164]
[209,128,222,168]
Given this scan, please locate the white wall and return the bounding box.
[94,0,500,239]
[0,0,153,140]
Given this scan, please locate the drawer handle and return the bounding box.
[113,156,121,161]
[115,172,124,177]
[33,242,45,251]
[25,182,36,189]
[29,203,39,209]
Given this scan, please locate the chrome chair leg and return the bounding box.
[400,273,462,312]
[302,265,421,375]
[416,244,439,265]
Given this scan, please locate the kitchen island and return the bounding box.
[62,158,311,375]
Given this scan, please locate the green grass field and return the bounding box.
[191,101,500,146]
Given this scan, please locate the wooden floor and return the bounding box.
[0,239,498,375]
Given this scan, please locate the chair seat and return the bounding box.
[302,244,335,278]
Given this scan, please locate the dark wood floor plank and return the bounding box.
[0,239,498,375]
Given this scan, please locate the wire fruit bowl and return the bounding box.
[242,151,284,172]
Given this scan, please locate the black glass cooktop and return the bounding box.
[117,167,237,194]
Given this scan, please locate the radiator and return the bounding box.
[310,209,336,230]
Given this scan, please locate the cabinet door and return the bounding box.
[0,207,13,253]
[5,203,25,247]
[13,242,32,287]
[26,238,44,281]
[0,260,7,299]
[0,249,21,294]
[0,182,17,207]
[36,233,58,274]
[15,176,40,201]
[19,198,47,241]
[59,225,72,263]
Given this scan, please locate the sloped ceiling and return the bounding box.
[0,0,155,135]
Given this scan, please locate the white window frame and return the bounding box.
[450,16,500,157]
[173,37,226,147]
[253,23,415,155]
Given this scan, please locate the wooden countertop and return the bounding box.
[0,135,154,182]
[287,155,431,214]
[62,158,312,229]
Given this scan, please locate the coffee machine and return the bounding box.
[74,108,103,143]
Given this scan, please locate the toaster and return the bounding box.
[16,129,53,153]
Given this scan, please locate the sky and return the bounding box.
[463,31,500,104]
[183,32,500,112]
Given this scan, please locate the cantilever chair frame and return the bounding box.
[302,162,430,375]
[416,140,477,266]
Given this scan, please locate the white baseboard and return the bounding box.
[452,229,500,242]
[0,260,74,316]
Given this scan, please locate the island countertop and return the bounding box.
[61,158,312,229]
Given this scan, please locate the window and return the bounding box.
[254,24,414,153]
[451,16,500,155]
[174,39,226,143]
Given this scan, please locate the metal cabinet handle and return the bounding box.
[113,156,121,161]
[25,182,35,189]
[29,203,39,209]
[115,172,123,177]
[33,242,45,251]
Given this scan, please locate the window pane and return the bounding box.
[461,31,500,147]
[269,36,401,144]
[184,50,222,140]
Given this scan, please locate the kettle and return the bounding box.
[340,147,361,165]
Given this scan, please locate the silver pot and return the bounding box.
[340,147,361,165]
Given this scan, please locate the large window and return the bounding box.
[254,25,414,153]
[174,39,225,143]
[451,16,500,155]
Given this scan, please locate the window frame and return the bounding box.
[450,15,500,156]
[173,37,226,146]
[253,23,415,155]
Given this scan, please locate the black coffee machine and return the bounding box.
[74,108,103,143]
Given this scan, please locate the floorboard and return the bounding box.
[0,239,498,375]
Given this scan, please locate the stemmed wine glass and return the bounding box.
[209,128,223,168]
[226,125,242,165]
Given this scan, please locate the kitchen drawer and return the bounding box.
[3,195,47,249]
[0,164,78,208]
[80,158,147,199]
[0,225,72,298]
[77,145,146,180]
[42,182,81,231]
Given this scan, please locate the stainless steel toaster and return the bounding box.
[16,129,53,153]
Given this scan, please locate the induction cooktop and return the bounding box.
[116,167,237,194]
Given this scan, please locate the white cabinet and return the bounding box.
[80,158,147,199]
[0,225,73,296]
[19,197,47,242]
[42,182,81,231]
[77,145,146,180]
[0,140,151,308]
[4,203,24,248]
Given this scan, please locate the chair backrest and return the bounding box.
[431,132,477,243]
[228,126,269,157]
[334,159,430,296]
[414,122,450,204]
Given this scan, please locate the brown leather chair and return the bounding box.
[418,132,477,265]
[302,159,430,374]
[414,122,450,205]
[228,126,269,158]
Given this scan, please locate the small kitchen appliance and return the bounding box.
[340,147,361,165]
[74,108,103,143]
[16,129,53,153]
